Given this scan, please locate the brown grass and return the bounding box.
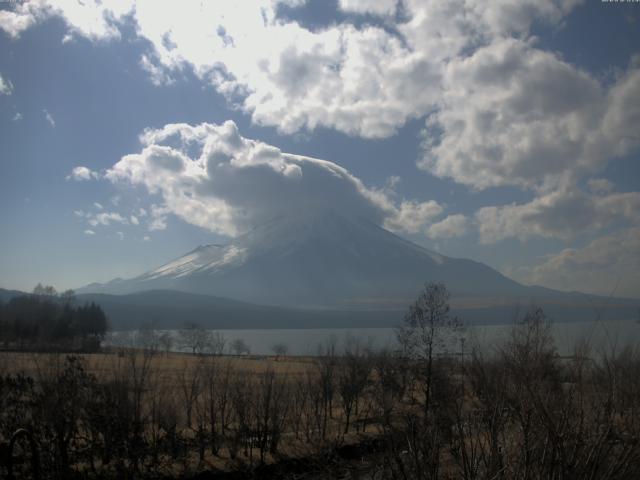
[0,350,315,379]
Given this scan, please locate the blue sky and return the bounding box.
[0,0,639,297]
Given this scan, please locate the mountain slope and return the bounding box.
[79,211,545,308]
[0,288,26,303]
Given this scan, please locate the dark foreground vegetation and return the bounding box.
[0,283,639,479]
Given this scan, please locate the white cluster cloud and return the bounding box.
[5,1,638,190]
[66,166,99,181]
[0,73,13,95]
[383,200,442,234]
[87,211,128,227]
[338,0,398,16]
[148,204,170,231]
[423,40,640,190]
[74,203,161,237]
[0,0,590,141]
[475,187,640,244]
[43,108,55,127]
[5,1,637,197]
[105,120,446,237]
[0,0,133,40]
[427,214,468,240]
[520,227,640,298]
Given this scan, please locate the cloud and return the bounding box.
[148,204,169,231]
[130,215,139,225]
[0,0,133,39]
[475,187,640,244]
[427,214,468,239]
[421,39,640,190]
[87,211,128,227]
[383,200,443,234]
[0,2,43,38]
[66,166,99,181]
[104,120,443,236]
[0,74,13,95]
[84,229,96,235]
[12,112,23,121]
[10,0,639,249]
[139,53,175,86]
[587,178,614,195]
[338,0,397,16]
[517,228,640,298]
[43,109,55,127]
[601,68,640,159]
[93,202,103,210]
[0,0,585,140]
[10,1,636,198]
[116,231,124,240]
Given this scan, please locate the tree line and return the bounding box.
[0,284,108,351]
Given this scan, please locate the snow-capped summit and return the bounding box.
[79,210,531,308]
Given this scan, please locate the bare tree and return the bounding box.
[271,343,288,360]
[338,336,372,433]
[315,338,338,439]
[135,323,160,354]
[228,371,252,461]
[178,322,210,355]
[32,283,57,297]
[178,359,203,430]
[158,331,173,355]
[231,338,250,356]
[201,356,233,456]
[61,289,76,305]
[208,331,227,356]
[397,282,460,415]
[250,368,290,463]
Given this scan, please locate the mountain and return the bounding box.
[78,210,591,309]
[0,288,25,303]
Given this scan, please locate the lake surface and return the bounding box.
[109,319,640,357]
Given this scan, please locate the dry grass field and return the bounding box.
[1,306,639,479]
[0,347,385,478]
[0,349,316,379]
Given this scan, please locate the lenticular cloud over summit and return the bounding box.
[105,120,443,237]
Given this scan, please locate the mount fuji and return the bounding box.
[79,210,555,309]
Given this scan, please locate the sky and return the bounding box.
[0,0,639,298]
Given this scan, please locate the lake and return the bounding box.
[108,318,640,357]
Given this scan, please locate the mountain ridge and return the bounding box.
[2,287,636,331]
[78,211,539,308]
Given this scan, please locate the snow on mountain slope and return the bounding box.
[79,210,530,308]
